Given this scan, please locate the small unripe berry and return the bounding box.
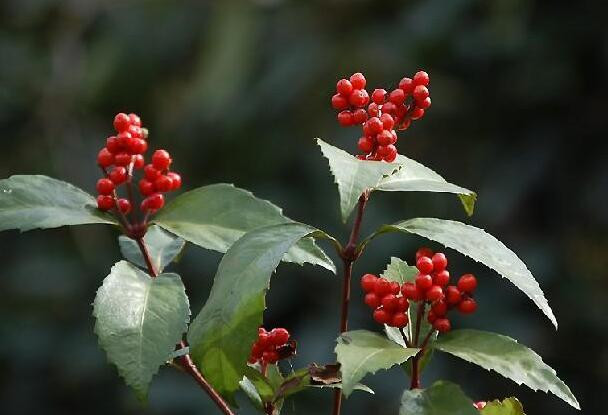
[113,113,130,132]
[167,172,182,190]
[152,149,172,170]
[352,108,368,124]
[399,77,414,93]
[457,274,477,293]
[433,270,450,287]
[391,313,409,328]
[97,195,114,211]
[415,273,433,291]
[97,148,114,167]
[332,93,349,110]
[373,308,391,325]
[371,88,386,104]
[389,89,406,105]
[426,285,445,302]
[336,79,353,96]
[361,274,378,292]
[445,285,462,305]
[109,167,127,184]
[154,175,174,192]
[270,328,289,345]
[358,136,374,153]
[96,178,115,195]
[458,298,477,314]
[139,179,155,196]
[350,72,366,89]
[381,294,399,312]
[416,256,434,274]
[416,247,434,260]
[118,198,132,214]
[349,89,369,107]
[413,71,430,86]
[364,292,380,309]
[433,318,451,333]
[337,110,353,126]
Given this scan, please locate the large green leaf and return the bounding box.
[335,330,419,397]
[153,183,335,273]
[400,381,479,415]
[376,155,476,216]
[480,398,526,415]
[118,225,185,273]
[366,218,557,328]
[0,175,117,231]
[317,138,399,222]
[93,261,190,400]
[434,329,579,409]
[187,223,328,401]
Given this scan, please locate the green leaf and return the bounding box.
[480,397,526,415]
[400,380,479,415]
[93,261,190,400]
[239,376,264,410]
[153,183,335,273]
[376,155,477,216]
[187,223,325,401]
[434,329,579,409]
[118,225,186,273]
[367,218,557,328]
[0,175,117,232]
[335,330,419,397]
[310,383,375,394]
[317,138,399,222]
[381,256,418,285]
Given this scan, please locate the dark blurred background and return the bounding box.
[0,0,606,414]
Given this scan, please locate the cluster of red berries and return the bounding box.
[361,247,478,334]
[330,71,431,162]
[95,113,181,214]
[248,328,293,365]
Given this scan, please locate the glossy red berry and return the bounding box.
[332,94,349,110]
[416,256,434,274]
[364,292,380,309]
[167,172,182,190]
[427,310,437,324]
[410,108,425,120]
[263,351,279,364]
[336,79,353,96]
[445,285,462,305]
[389,281,401,295]
[106,136,121,154]
[361,274,378,292]
[144,164,161,181]
[154,175,174,192]
[432,253,447,271]
[377,130,393,146]
[458,298,477,314]
[399,77,414,93]
[418,97,432,109]
[457,274,477,293]
[141,193,164,212]
[349,89,369,107]
[426,285,445,302]
[380,113,395,130]
[431,299,448,317]
[352,108,368,124]
[128,138,147,154]
[397,296,409,312]
[389,89,406,105]
[413,85,429,101]
[97,148,114,167]
[433,318,451,333]
[415,273,433,291]
[413,71,430,86]
[116,131,132,146]
[152,150,172,170]
[367,102,379,117]
[401,282,423,301]
[381,294,399,312]
[366,117,383,135]
[118,198,132,214]
[139,179,155,196]
[128,113,141,127]
[416,247,434,260]
[337,110,353,126]
[270,328,290,345]
[109,167,127,184]
[433,270,450,286]
[97,195,114,211]
[374,278,393,297]
[358,136,374,153]
[391,313,409,328]
[373,308,391,325]
[96,178,115,195]
[350,72,366,89]
[382,144,397,162]
[113,113,130,132]
[114,152,132,167]
[371,88,386,104]
[133,154,145,169]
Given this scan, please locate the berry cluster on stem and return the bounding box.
[330,71,431,161]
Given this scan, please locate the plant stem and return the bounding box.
[332,191,369,415]
[410,302,427,390]
[134,231,235,415]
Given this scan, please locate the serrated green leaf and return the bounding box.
[188,223,325,402]
[376,155,477,216]
[434,329,579,409]
[335,330,419,397]
[0,175,117,232]
[381,256,418,284]
[400,381,479,415]
[367,218,557,328]
[93,261,190,400]
[317,139,399,222]
[480,397,526,415]
[153,183,335,273]
[118,225,185,273]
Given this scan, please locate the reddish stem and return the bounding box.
[410,302,427,389]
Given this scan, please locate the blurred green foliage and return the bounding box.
[0,0,605,414]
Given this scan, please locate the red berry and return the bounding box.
[389,89,406,105]
[401,282,423,301]
[263,350,279,364]
[371,89,386,104]
[167,172,182,190]
[416,256,434,274]
[367,102,380,117]
[116,131,132,146]
[349,89,369,107]
[431,253,447,271]
[331,94,349,110]
[433,318,451,333]
[97,148,114,167]
[426,285,445,302]
[413,85,429,101]
[97,195,114,211]
[128,138,148,154]
[391,313,409,328]
[133,155,145,169]
[352,108,368,124]
[366,117,383,135]
[270,328,290,345]
[96,178,115,195]
[417,97,432,109]
[383,145,397,162]
[390,281,401,295]
[109,167,127,184]
[361,274,378,292]
[457,274,477,293]
[128,113,141,127]
[358,136,374,153]
[382,102,396,115]
[364,292,380,309]
[415,273,433,291]
[413,71,430,86]
[397,296,409,312]
[433,270,450,287]
[139,179,155,196]
[427,310,437,324]
[114,152,132,167]
[380,113,395,130]
[113,113,130,132]
[349,72,366,89]
[336,79,353,96]
[106,136,121,154]
[458,298,477,314]
[144,164,161,181]
[377,130,393,146]
[399,118,412,130]
[381,294,398,312]
[337,110,353,126]
[152,149,172,170]
[410,108,425,120]
[118,198,132,214]
[154,175,174,193]
[141,193,164,212]
[445,285,462,306]
[431,299,448,317]
[127,124,142,139]
[416,247,434,260]
[374,278,392,297]
[373,308,391,325]
[399,77,414,93]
